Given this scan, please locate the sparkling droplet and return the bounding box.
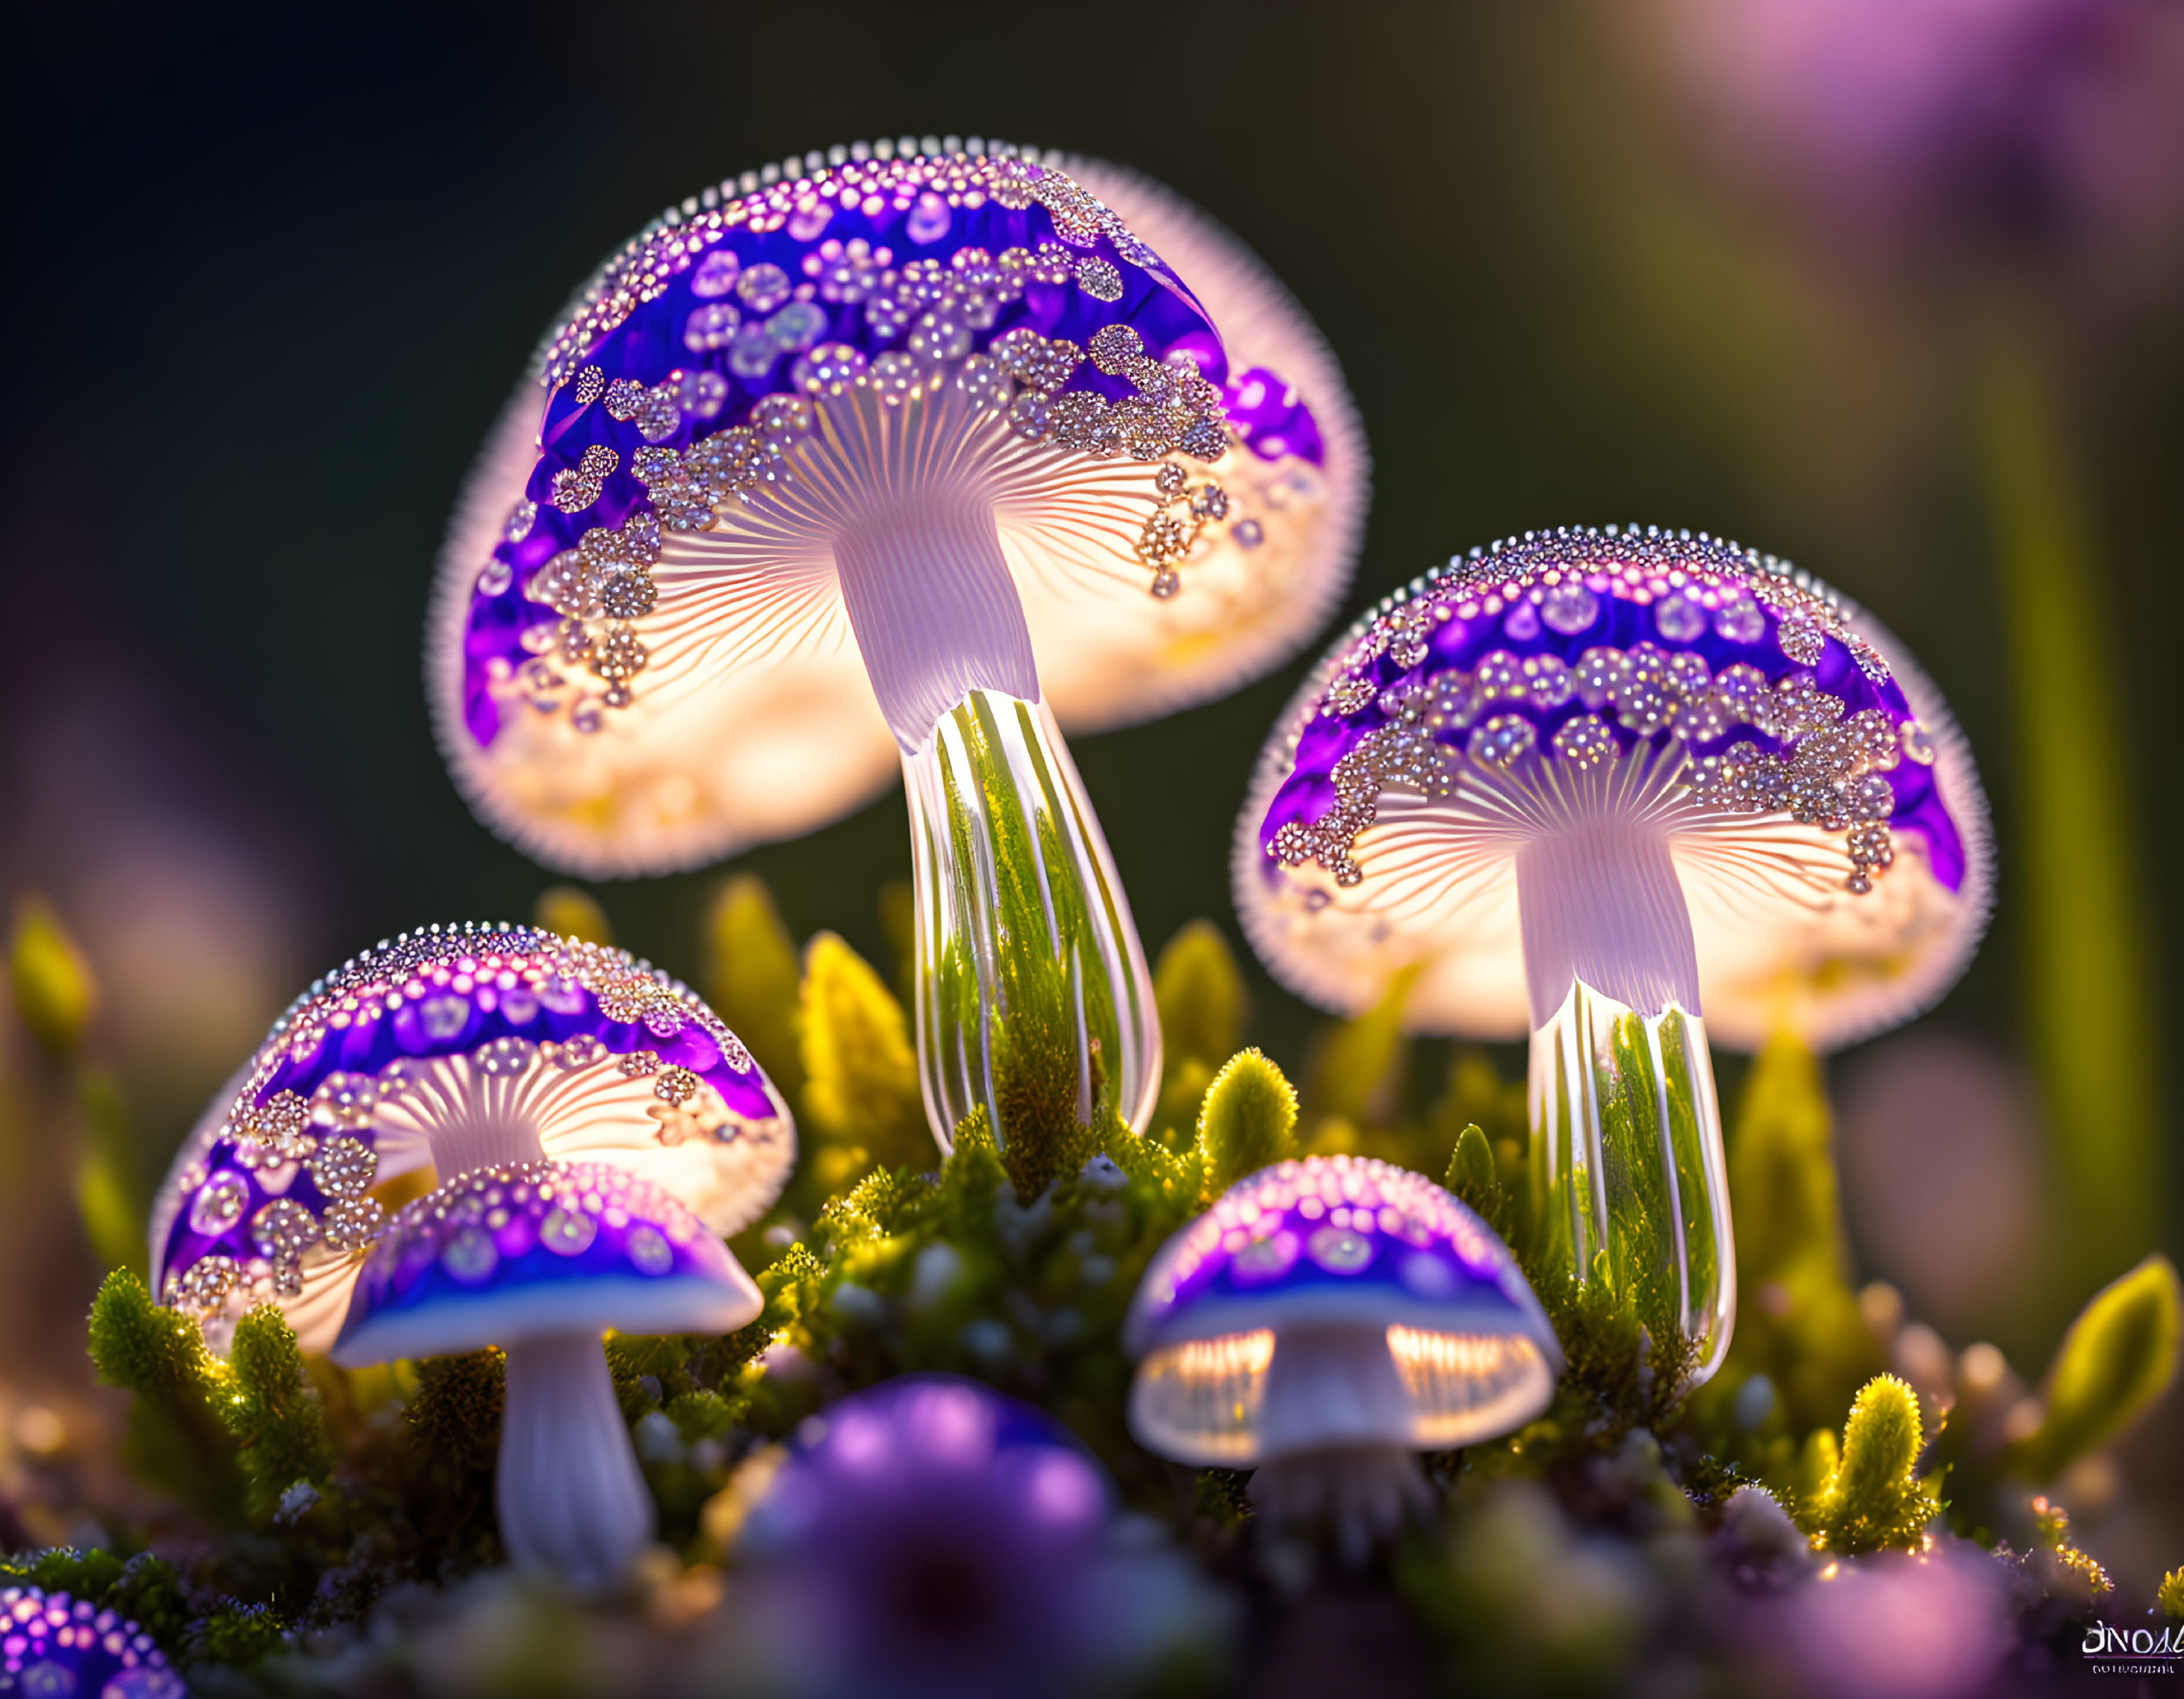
[736,263,793,312]
[441,1226,497,1282]
[627,1224,675,1276]
[541,1207,597,1257]
[906,193,952,244]
[1541,582,1599,635]
[190,1172,250,1237]
[682,301,741,353]
[689,249,741,299]
[1306,1226,1374,1275]
[1654,592,1707,642]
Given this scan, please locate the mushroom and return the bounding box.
[0,1586,184,1698]
[151,923,792,1355]
[331,1158,759,1591]
[1236,526,1992,1386]
[1124,1154,1560,1556]
[427,137,1363,1164]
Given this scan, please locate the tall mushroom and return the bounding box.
[1236,527,1991,1387]
[150,923,792,1354]
[428,138,1363,1177]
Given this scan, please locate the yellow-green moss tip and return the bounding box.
[88,1268,213,1403]
[2013,1253,2181,1483]
[1196,1048,1299,1198]
[799,931,926,1169]
[706,874,805,1093]
[532,885,612,947]
[1153,921,1246,1070]
[1806,1374,1940,1554]
[9,893,96,1056]
[2158,1566,2184,1620]
[224,1306,331,1519]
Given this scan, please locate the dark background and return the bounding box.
[3,0,2180,1475]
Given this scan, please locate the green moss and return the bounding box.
[1195,1048,1298,1199]
[403,1349,504,1474]
[2009,1254,2181,1483]
[799,930,927,1173]
[1799,1375,1940,1554]
[222,1306,332,1520]
[2158,1566,2184,1620]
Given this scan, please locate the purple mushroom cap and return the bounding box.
[429,138,1361,877]
[0,1585,183,1698]
[1124,1156,1561,1466]
[151,924,792,1353]
[332,1159,759,1365]
[1235,526,1993,1051]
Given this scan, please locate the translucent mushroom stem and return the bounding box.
[1515,819,1736,1389]
[1248,1326,1433,1561]
[902,689,1159,1187]
[497,1331,654,1593]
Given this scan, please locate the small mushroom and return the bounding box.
[151,923,792,1354]
[428,139,1363,1162]
[331,1158,758,1591]
[0,1585,184,1697]
[1236,526,1992,1386]
[1124,1155,1560,1558]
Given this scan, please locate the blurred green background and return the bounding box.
[3,0,2180,1425]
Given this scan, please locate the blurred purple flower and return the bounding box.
[1669,0,2184,274]
[727,1375,1228,1699]
[1770,1539,2013,1698]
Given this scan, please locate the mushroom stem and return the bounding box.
[832,485,1040,752]
[902,688,1160,1183]
[1248,1326,1433,1561]
[497,1331,654,1593]
[1516,825,1735,1389]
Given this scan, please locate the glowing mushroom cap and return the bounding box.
[0,1585,183,1698]
[1124,1155,1561,1464]
[429,137,1360,876]
[331,1159,759,1366]
[151,923,792,1353]
[1235,527,1994,1051]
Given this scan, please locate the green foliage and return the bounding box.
[2008,1253,2181,1483]
[532,884,613,946]
[190,1600,288,1667]
[2159,1566,2184,1620]
[1983,331,2160,1289]
[223,1306,332,1519]
[1798,1375,1940,1554]
[1305,964,1416,1126]
[1195,1048,1297,1198]
[1152,921,1247,1135]
[1446,1123,1517,1246]
[799,930,929,1177]
[9,893,96,1056]
[87,1269,245,1518]
[1193,1468,1253,1529]
[403,1348,505,1473]
[706,873,805,1097]
[77,1068,145,1275]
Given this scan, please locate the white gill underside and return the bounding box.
[651,382,1162,749]
[268,1050,793,1355]
[1265,739,1937,1043]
